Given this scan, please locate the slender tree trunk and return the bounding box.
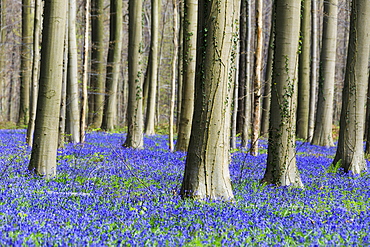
[169,0,178,152]
[311,0,337,147]
[333,0,370,174]
[89,0,106,128]
[102,0,123,131]
[19,0,34,126]
[59,29,68,149]
[251,0,263,156]
[308,0,319,141]
[66,0,80,143]
[27,0,42,146]
[296,0,311,140]
[261,0,303,188]
[180,0,240,200]
[124,0,144,149]
[175,0,197,152]
[28,0,67,178]
[80,0,90,143]
[144,0,160,135]
[0,0,6,122]
[260,11,275,136]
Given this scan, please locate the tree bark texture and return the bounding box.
[261,0,303,188]
[124,0,144,149]
[102,0,123,131]
[296,0,311,140]
[28,0,67,178]
[311,0,337,147]
[333,0,370,174]
[180,0,240,200]
[176,0,197,152]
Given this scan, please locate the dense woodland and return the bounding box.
[0,0,369,200]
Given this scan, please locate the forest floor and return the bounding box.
[0,129,369,246]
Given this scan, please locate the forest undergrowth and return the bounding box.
[0,129,369,246]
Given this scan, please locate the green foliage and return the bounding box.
[327,160,342,174]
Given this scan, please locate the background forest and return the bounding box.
[0,0,370,245]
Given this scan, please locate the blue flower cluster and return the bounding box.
[0,130,369,246]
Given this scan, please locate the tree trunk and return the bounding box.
[26,0,42,146]
[123,0,144,149]
[28,0,67,178]
[261,0,303,188]
[296,0,311,140]
[311,0,337,147]
[66,0,80,143]
[19,0,34,126]
[89,0,106,128]
[175,0,197,152]
[144,0,160,135]
[169,0,178,152]
[251,0,263,156]
[308,0,319,141]
[102,0,123,132]
[333,0,370,174]
[80,0,90,143]
[0,0,6,122]
[180,0,240,200]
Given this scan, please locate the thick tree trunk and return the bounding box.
[333,0,370,174]
[296,0,311,140]
[175,0,197,152]
[123,0,144,149]
[311,0,337,147]
[180,0,240,200]
[261,0,303,188]
[28,0,67,178]
[66,0,80,143]
[102,0,123,131]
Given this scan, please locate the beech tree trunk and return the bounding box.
[180,0,240,200]
[28,0,67,178]
[144,0,160,135]
[102,0,123,131]
[261,0,303,188]
[296,0,311,140]
[123,0,144,149]
[66,0,80,143]
[333,0,370,174]
[311,0,337,147]
[19,0,34,126]
[176,0,197,152]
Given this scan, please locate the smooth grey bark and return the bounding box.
[27,0,42,146]
[296,0,311,140]
[261,0,303,188]
[66,0,80,143]
[124,0,144,149]
[28,0,67,178]
[102,0,123,131]
[169,0,178,152]
[333,0,370,174]
[308,0,319,141]
[175,0,197,152]
[251,0,263,156]
[144,0,160,135]
[180,0,240,200]
[80,0,90,143]
[311,0,337,147]
[19,0,34,126]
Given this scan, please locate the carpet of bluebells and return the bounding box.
[0,129,369,246]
